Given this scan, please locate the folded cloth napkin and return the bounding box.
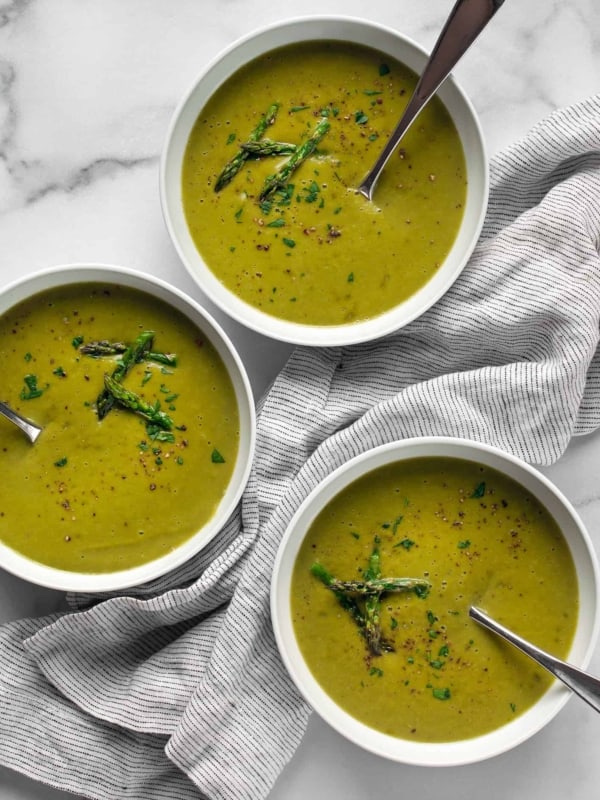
[1,94,600,800]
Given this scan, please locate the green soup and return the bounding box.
[182,40,466,326]
[0,283,239,573]
[291,457,578,742]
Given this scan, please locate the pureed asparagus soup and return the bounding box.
[0,283,239,573]
[182,40,467,326]
[291,457,579,742]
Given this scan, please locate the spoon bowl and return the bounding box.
[470,606,600,714]
[0,401,42,443]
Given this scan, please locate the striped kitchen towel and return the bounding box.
[1,94,600,800]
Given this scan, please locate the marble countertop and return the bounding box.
[1,1,599,798]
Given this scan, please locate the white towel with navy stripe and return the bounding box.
[0,95,599,800]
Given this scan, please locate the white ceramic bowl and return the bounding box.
[0,264,256,592]
[160,16,488,346]
[271,437,600,766]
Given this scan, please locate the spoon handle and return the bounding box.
[358,0,506,201]
[0,401,42,443]
[470,606,600,714]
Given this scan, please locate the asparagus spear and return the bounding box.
[214,102,280,191]
[81,341,177,367]
[80,340,127,356]
[259,117,330,200]
[103,374,173,430]
[310,562,394,654]
[329,577,431,595]
[363,540,384,656]
[240,139,297,156]
[95,331,154,420]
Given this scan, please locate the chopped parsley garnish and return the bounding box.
[266,218,285,228]
[290,105,310,112]
[395,538,415,550]
[226,132,236,145]
[53,366,66,377]
[24,352,32,362]
[471,481,486,498]
[20,374,44,400]
[347,272,354,283]
[54,457,68,468]
[354,110,369,125]
[391,514,404,534]
[432,687,451,700]
[369,666,384,678]
[211,448,226,463]
[379,63,390,76]
[282,237,296,248]
[71,335,84,348]
[146,425,175,443]
[457,539,471,549]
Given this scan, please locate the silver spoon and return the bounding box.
[358,0,506,201]
[0,401,43,443]
[470,606,600,713]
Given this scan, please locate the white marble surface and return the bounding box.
[0,0,599,798]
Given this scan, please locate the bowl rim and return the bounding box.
[160,14,489,346]
[270,436,600,765]
[0,263,256,592]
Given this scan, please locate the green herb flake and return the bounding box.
[457,540,471,549]
[379,63,390,76]
[226,132,237,145]
[20,374,44,400]
[347,272,354,283]
[146,425,175,443]
[438,644,450,658]
[176,456,184,465]
[432,687,451,701]
[395,537,415,550]
[234,207,243,222]
[471,481,486,498]
[369,666,384,678]
[142,370,152,386]
[290,105,310,113]
[426,610,438,626]
[428,630,439,639]
[391,514,404,534]
[53,366,66,377]
[282,237,296,249]
[54,457,68,468]
[429,659,444,670]
[364,90,383,96]
[354,110,369,125]
[510,702,517,713]
[368,133,379,142]
[211,448,226,464]
[71,335,84,349]
[24,352,32,362]
[390,617,398,630]
[350,531,360,540]
[266,218,285,228]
